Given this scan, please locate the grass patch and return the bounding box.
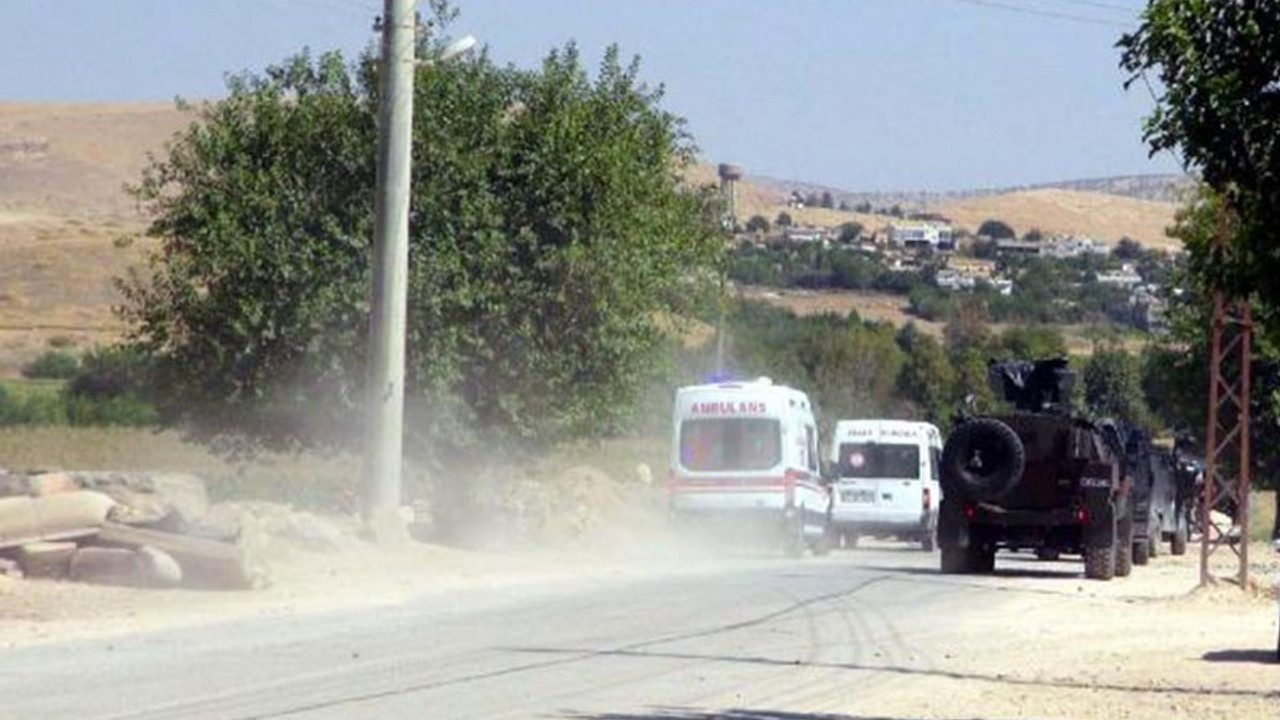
[0,377,64,401]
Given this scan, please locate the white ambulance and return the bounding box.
[668,378,831,556]
[828,419,944,551]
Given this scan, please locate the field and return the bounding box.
[737,287,1150,356]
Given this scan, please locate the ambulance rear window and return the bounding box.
[679,418,781,472]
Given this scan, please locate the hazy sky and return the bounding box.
[0,0,1185,191]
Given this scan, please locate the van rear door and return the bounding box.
[836,441,924,518]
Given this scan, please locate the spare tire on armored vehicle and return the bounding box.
[940,418,1026,503]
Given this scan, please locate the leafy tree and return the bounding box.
[1112,236,1144,261]
[745,214,770,234]
[1120,2,1280,337]
[895,323,956,430]
[837,200,851,212]
[854,201,872,214]
[967,237,999,260]
[820,191,835,209]
[997,325,1067,360]
[977,219,1015,240]
[1082,346,1151,426]
[122,25,721,495]
[836,221,863,244]
[1023,228,1044,243]
[805,192,821,208]
[775,211,794,228]
[888,204,904,218]
[943,297,992,356]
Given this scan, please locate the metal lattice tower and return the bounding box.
[1200,291,1252,587]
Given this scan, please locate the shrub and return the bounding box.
[21,350,80,380]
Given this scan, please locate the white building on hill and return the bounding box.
[889,222,954,251]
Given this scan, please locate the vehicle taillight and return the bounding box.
[962,503,976,521]
[922,487,932,510]
[783,468,798,507]
[1074,506,1090,524]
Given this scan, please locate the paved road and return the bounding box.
[0,546,1035,720]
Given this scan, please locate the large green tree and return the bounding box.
[122,35,720,478]
[1119,1,1280,328]
[1083,346,1152,426]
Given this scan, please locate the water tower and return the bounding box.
[717,162,744,230]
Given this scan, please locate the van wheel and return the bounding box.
[810,523,834,556]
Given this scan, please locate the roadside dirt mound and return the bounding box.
[461,462,668,551]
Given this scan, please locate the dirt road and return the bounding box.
[1,533,1276,719]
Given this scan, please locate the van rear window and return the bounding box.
[838,443,920,480]
[680,418,781,472]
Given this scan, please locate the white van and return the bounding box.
[829,419,944,551]
[668,378,830,556]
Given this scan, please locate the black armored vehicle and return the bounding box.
[938,358,1132,580]
[1107,423,1186,563]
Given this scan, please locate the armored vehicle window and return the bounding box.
[680,418,782,472]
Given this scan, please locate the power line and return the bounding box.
[933,0,1133,28]
[1038,0,1145,13]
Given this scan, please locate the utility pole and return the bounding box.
[362,0,416,542]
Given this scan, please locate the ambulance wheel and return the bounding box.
[783,517,805,558]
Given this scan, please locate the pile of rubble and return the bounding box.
[0,471,253,590]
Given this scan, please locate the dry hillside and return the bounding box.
[690,163,1182,250]
[0,102,195,374]
[939,187,1181,250]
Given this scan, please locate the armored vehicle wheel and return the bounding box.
[1084,543,1116,580]
[974,545,996,573]
[1035,547,1060,561]
[1171,515,1188,556]
[940,546,968,573]
[940,418,1026,502]
[1147,514,1161,558]
[1133,538,1150,566]
[1115,517,1134,577]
